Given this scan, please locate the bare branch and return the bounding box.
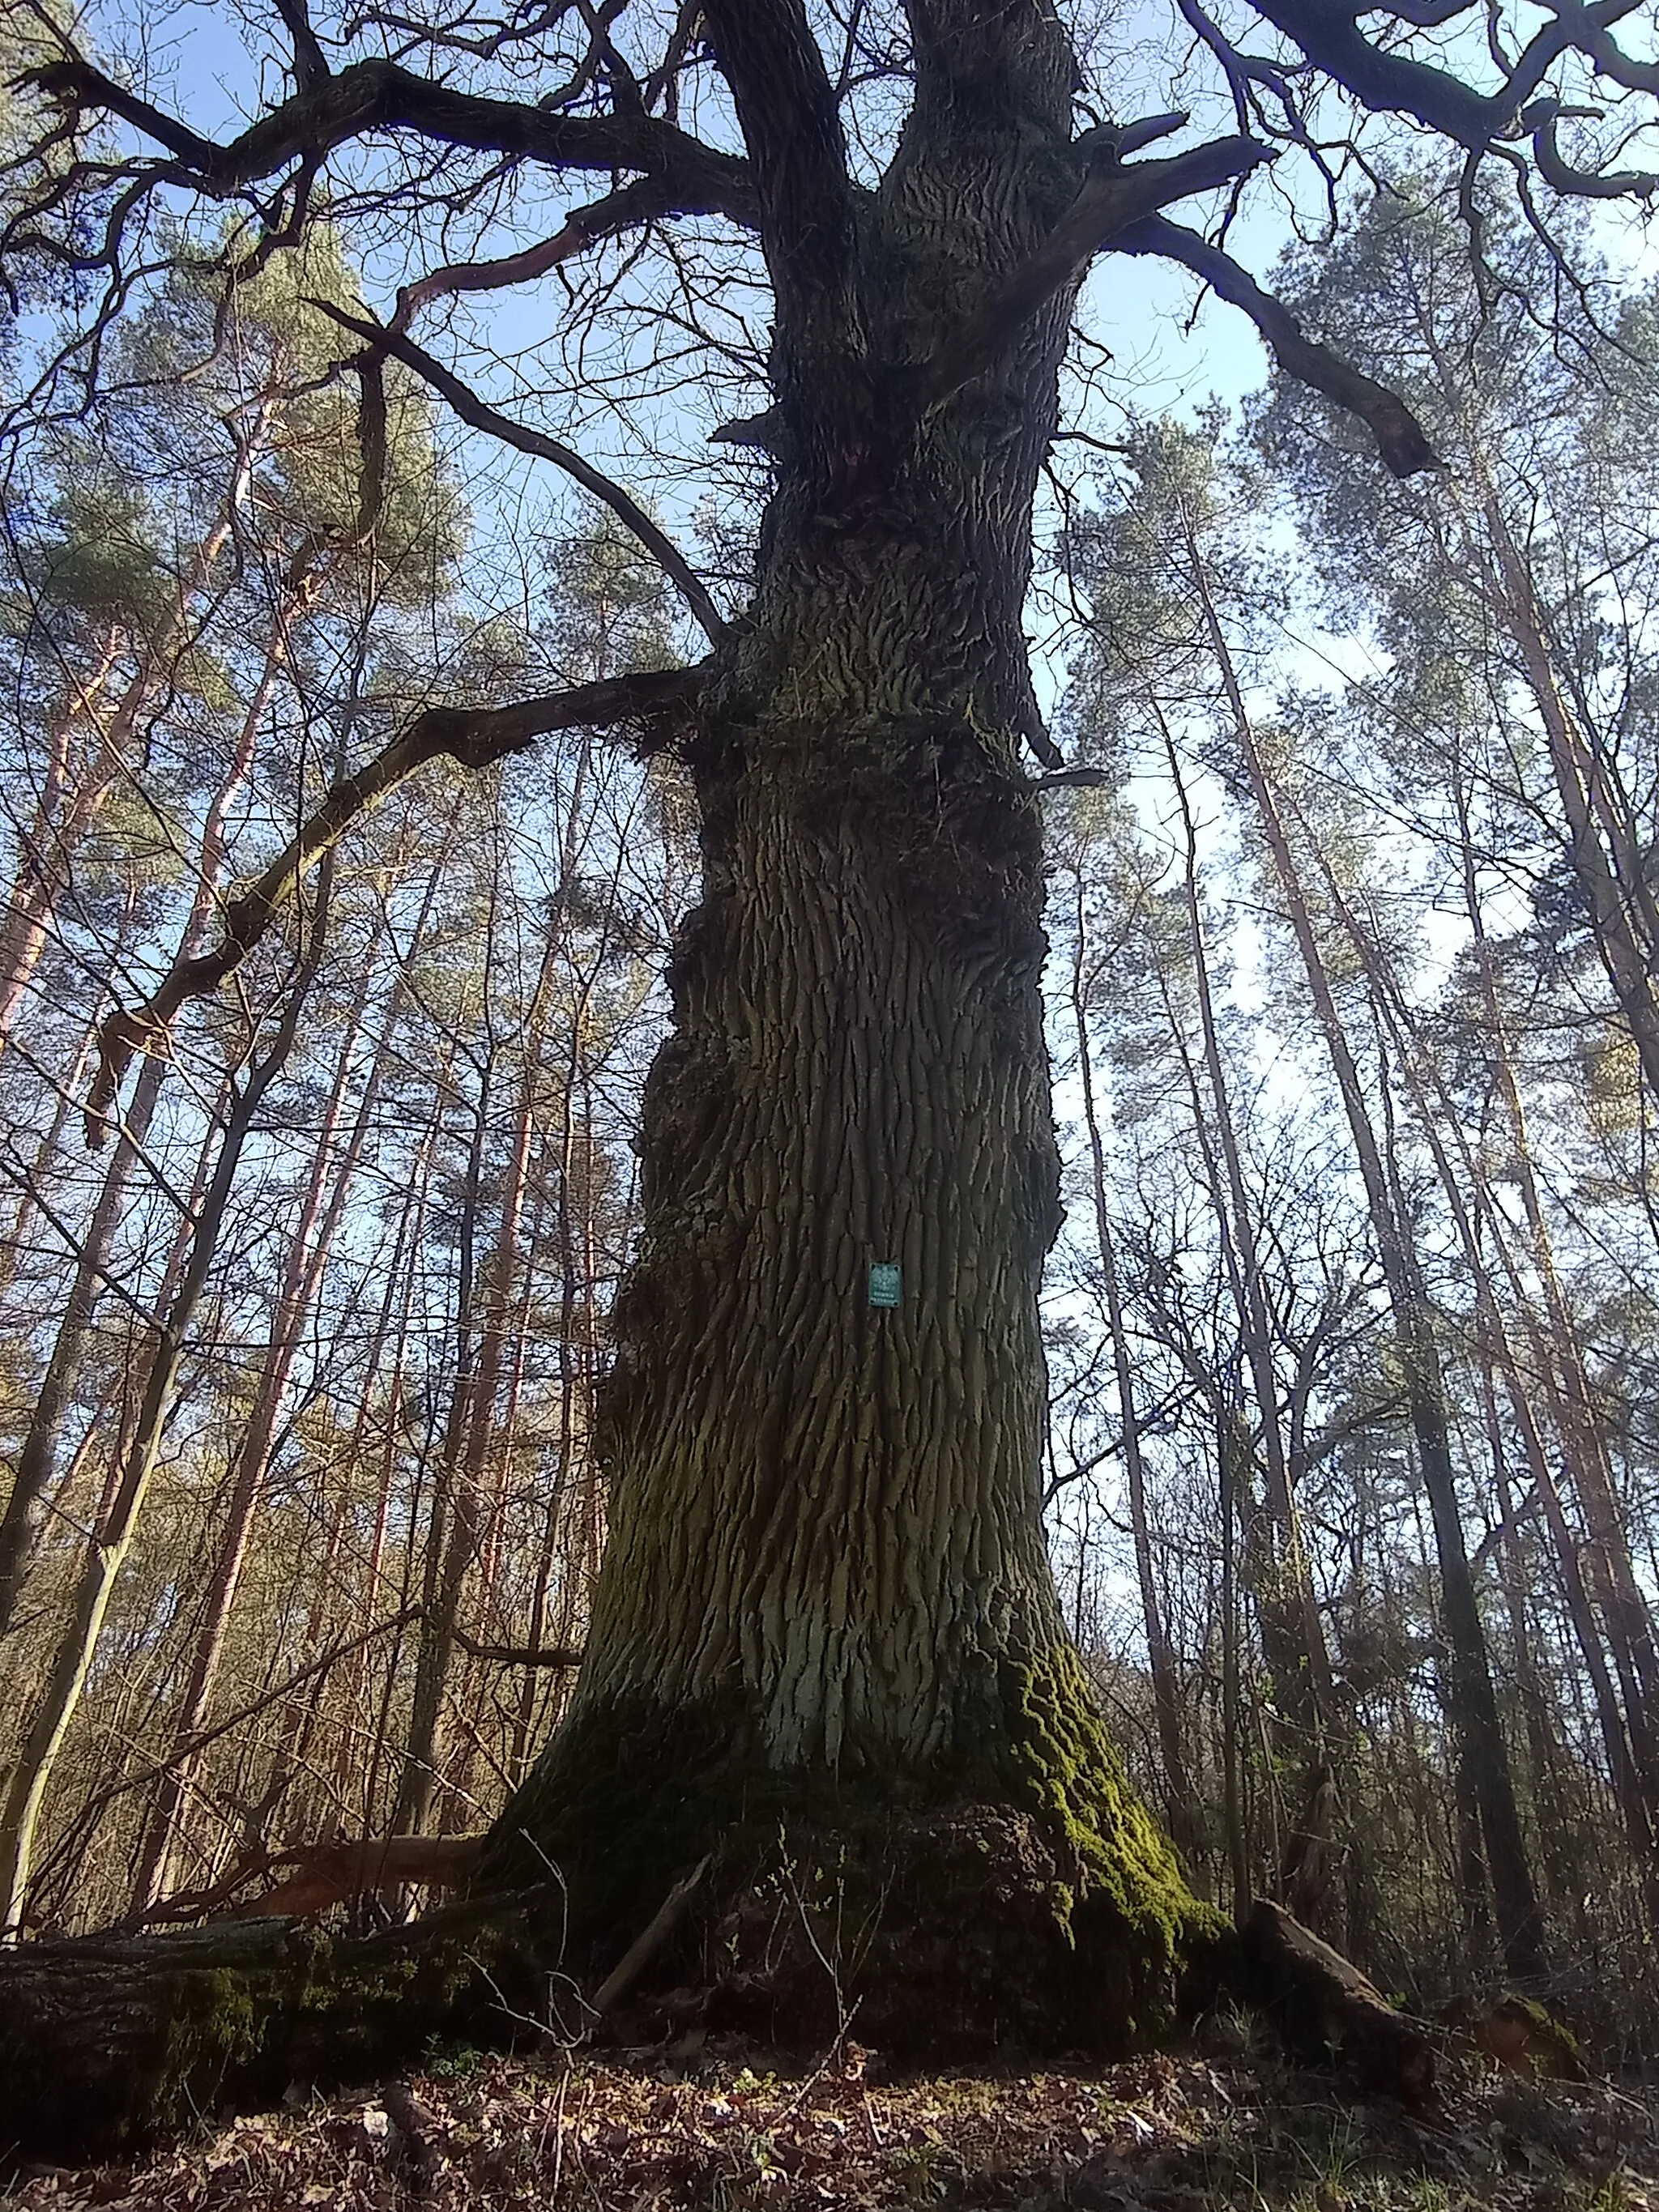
[272,0,329,90]
[1244,0,1515,143]
[589,1855,712,2017]
[41,1607,424,1910]
[1112,214,1444,476]
[450,1627,585,1667]
[84,663,707,1147]
[1526,101,1659,195]
[316,305,727,646]
[922,135,1273,411]
[26,51,758,224]
[1550,3,1659,97]
[1245,0,1659,186]
[393,177,680,327]
[1361,0,1482,26]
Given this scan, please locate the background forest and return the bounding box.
[3,60,1659,2075]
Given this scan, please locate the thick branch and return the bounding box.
[317,305,727,646]
[28,52,757,224]
[922,135,1271,409]
[1243,0,1510,143]
[1245,0,1657,164]
[699,0,865,450]
[1529,107,1658,195]
[1361,0,1482,26]
[84,664,706,1146]
[1550,2,1659,96]
[1112,215,1443,476]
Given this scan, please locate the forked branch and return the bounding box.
[923,134,1272,408]
[84,663,706,1147]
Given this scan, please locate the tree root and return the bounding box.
[0,1852,1440,2171]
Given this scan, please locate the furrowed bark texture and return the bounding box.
[482,0,1215,2052]
[0,11,1224,2136]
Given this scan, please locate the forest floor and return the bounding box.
[2,2029,1655,2212]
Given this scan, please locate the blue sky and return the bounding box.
[69,0,1659,671]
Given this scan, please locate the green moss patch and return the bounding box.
[477,1646,1225,2065]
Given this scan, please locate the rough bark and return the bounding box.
[0,0,1262,2129]
[471,0,1221,2046]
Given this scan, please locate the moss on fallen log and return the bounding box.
[0,1888,552,2167]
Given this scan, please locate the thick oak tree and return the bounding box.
[1,0,1657,2150]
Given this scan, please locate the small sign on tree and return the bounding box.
[868,1262,902,1309]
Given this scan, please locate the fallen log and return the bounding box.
[239,1835,484,1920]
[1445,1993,1590,2082]
[138,1832,484,1929]
[0,1885,555,2169]
[1242,1897,1436,2103]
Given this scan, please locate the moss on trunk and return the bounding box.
[480,1639,1226,2060]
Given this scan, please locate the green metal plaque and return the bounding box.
[868,1262,902,1308]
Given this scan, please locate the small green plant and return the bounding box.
[420,2035,486,2080]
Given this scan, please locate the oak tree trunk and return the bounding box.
[479,16,1216,2044]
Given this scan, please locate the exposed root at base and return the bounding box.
[1,1808,1446,2172]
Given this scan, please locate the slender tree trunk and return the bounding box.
[1068,871,1196,1850]
[0,896,326,1937]
[1476,492,1659,1111]
[395,873,569,1834]
[1364,928,1659,1897]
[0,604,314,1631]
[392,1051,495,1835]
[1324,782,1659,1858]
[1473,1360,1593,1940]
[1150,737,1338,1918]
[0,446,281,1046]
[1218,1404,1252,1919]
[127,944,382,1908]
[0,639,127,1044]
[1182,515,1546,1979]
